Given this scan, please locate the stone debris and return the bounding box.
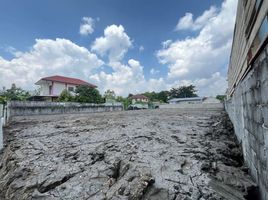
[0,109,258,199]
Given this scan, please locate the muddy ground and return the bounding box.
[0,108,257,200]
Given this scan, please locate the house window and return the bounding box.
[68,86,74,92]
[49,85,52,95]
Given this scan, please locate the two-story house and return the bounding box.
[33,75,97,101]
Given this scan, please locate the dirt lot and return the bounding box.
[0,108,257,200]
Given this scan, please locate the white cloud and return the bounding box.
[90,59,167,96]
[175,6,217,31]
[157,0,237,95]
[0,38,103,89]
[170,72,227,97]
[162,40,172,49]
[150,68,160,75]
[4,46,23,57]
[0,1,236,98]
[91,25,132,62]
[139,45,144,52]
[79,17,95,36]
[194,72,227,96]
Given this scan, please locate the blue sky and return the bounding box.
[0,0,237,96]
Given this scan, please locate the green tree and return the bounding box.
[169,85,198,98]
[104,89,116,103]
[0,96,7,104]
[58,89,74,102]
[0,83,31,104]
[142,91,169,103]
[104,90,116,99]
[143,92,157,101]
[216,95,226,102]
[157,91,169,103]
[116,96,131,110]
[75,86,104,103]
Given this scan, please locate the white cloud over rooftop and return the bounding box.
[0,0,237,97]
[0,38,103,89]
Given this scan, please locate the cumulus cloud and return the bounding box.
[170,72,227,97]
[89,25,167,96]
[150,68,160,75]
[0,38,103,89]
[157,0,237,95]
[175,6,217,31]
[90,0,236,97]
[91,25,132,62]
[0,0,236,97]
[90,59,167,96]
[79,17,95,36]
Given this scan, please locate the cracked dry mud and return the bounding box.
[0,109,256,200]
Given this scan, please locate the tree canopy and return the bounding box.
[0,84,31,104]
[143,91,169,103]
[116,96,131,109]
[169,85,198,98]
[75,86,104,103]
[58,89,74,102]
[216,95,226,102]
[104,90,116,98]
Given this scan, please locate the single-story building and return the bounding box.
[30,75,97,101]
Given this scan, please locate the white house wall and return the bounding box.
[53,83,66,96]
[39,82,77,96]
[40,83,50,96]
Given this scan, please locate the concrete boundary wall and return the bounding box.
[0,104,3,150]
[7,101,123,118]
[0,101,123,150]
[225,45,268,200]
[160,103,224,110]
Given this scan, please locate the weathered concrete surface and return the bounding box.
[160,103,224,110]
[225,45,268,200]
[0,109,257,199]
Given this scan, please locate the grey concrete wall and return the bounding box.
[8,101,123,117]
[225,45,268,200]
[160,103,224,110]
[0,104,3,150]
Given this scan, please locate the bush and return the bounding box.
[75,86,104,103]
[58,89,74,102]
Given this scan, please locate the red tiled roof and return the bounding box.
[129,94,149,100]
[37,75,97,88]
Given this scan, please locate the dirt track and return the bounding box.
[0,108,256,200]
